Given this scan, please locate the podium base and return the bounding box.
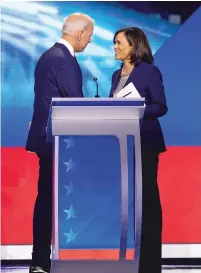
[51,260,138,273]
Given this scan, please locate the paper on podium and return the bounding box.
[115,82,142,98]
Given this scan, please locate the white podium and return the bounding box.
[47,98,145,273]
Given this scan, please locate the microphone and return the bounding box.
[94,77,100,98]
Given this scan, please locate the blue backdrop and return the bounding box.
[154,6,201,146]
[1,1,179,147]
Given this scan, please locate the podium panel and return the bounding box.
[53,135,135,256]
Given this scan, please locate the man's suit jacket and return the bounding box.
[109,62,168,153]
[26,42,83,155]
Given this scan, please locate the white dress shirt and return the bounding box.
[57,38,74,57]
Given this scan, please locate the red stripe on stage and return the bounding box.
[158,146,201,243]
[1,148,38,244]
[58,249,135,260]
[1,146,201,244]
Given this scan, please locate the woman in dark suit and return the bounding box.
[109,27,168,273]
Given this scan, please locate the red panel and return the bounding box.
[1,148,38,244]
[1,146,201,245]
[158,146,201,243]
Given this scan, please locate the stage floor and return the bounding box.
[1,265,201,273]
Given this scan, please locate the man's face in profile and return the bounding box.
[76,24,94,52]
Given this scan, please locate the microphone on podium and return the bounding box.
[94,77,100,98]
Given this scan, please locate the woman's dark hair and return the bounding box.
[113,27,154,66]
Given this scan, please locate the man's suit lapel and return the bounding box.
[54,42,74,59]
[54,42,82,76]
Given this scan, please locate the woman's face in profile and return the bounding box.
[114,32,133,61]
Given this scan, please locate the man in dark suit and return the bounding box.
[26,13,94,273]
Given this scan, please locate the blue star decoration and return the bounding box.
[63,137,75,150]
[64,228,78,244]
[63,158,75,172]
[64,182,73,196]
[63,205,76,220]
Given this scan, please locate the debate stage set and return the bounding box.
[1,1,201,273]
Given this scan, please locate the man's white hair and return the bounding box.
[62,13,94,35]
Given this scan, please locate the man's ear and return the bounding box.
[78,30,83,41]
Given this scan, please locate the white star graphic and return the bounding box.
[63,205,76,220]
[64,228,78,243]
[63,137,75,150]
[63,158,75,172]
[64,182,73,196]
